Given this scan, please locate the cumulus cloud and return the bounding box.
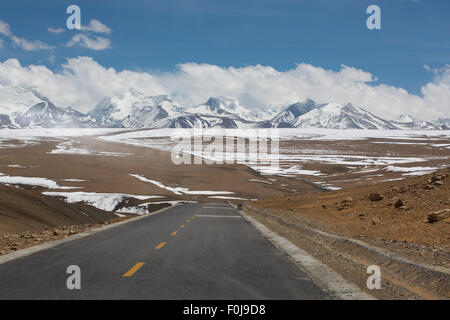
[66,34,111,50]
[0,21,12,37]
[81,19,111,34]
[47,27,65,34]
[0,57,163,113]
[0,20,53,51]
[11,36,54,51]
[0,57,448,120]
[420,64,450,119]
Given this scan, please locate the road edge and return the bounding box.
[0,204,177,265]
[239,209,376,300]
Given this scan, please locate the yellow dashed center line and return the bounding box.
[123,206,206,279]
[155,241,167,250]
[123,262,145,277]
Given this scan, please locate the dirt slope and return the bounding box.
[254,168,450,248]
[0,184,117,234]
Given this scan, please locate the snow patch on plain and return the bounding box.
[130,174,234,196]
[385,165,437,175]
[42,191,163,212]
[251,165,324,177]
[49,141,134,157]
[248,179,272,185]
[0,175,79,189]
[208,196,253,200]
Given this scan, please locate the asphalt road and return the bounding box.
[0,203,329,299]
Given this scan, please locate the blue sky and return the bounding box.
[0,0,448,94]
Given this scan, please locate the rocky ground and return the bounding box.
[0,217,130,256]
[247,168,450,299]
[255,168,450,250]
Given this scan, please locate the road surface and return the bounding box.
[0,203,329,299]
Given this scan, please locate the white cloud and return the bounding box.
[11,36,54,51]
[81,19,111,34]
[0,21,12,37]
[66,19,112,50]
[0,57,448,120]
[47,27,65,34]
[0,20,53,51]
[0,38,3,48]
[66,34,111,50]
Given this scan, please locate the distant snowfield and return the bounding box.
[276,154,429,166]
[1,128,448,194]
[99,128,449,189]
[130,174,234,196]
[385,165,437,175]
[99,128,450,143]
[0,128,126,148]
[100,128,448,165]
[49,141,134,157]
[250,165,324,177]
[0,128,125,140]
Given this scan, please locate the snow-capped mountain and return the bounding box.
[0,86,448,130]
[274,100,398,129]
[432,118,450,130]
[185,96,269,122]
[89,93,266,129]
[13,101,95,128]
[88,89,182,128]
[175,96,264,128]
[0,114,12,128]
[271,99,322,128]
[0,86,43,115]
[391,114,440,130]
[0,86,96,128]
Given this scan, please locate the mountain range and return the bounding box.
[0,86,448,130]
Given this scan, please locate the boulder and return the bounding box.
[369,193,384,201]
[427,209,450,223]
[53,229,63,236]
[394,198,404,209]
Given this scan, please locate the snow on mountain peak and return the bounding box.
[397,114,416,123]
[0,85,43,115]
[289,101,398,129]
[0,86,448,130]
[185,96,268,121]
[88,89,183,128]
